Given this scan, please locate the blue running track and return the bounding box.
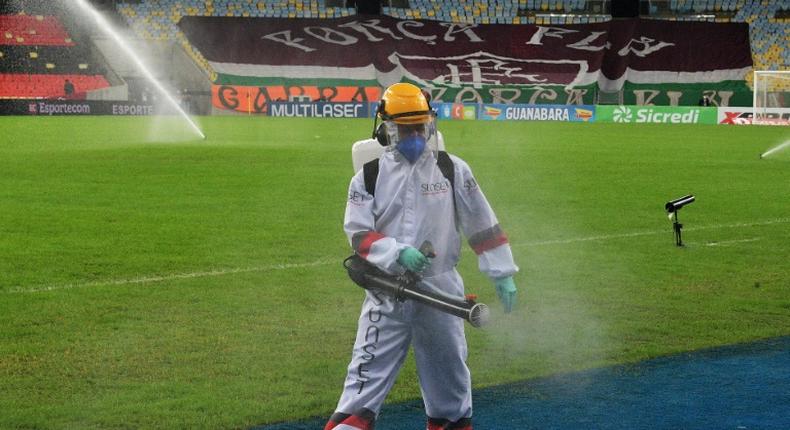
[257,336,789,429]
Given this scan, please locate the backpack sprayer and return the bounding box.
[343,242,490,328]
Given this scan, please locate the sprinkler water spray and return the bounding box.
[760,140,790,159]
[72,0,205,140]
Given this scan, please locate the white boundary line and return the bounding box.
[703,238,761,247]
[512,230,659,247]
[512,217,789,248]
[7,259,334,294]
[686,218,789,231]
[5,218,789,294]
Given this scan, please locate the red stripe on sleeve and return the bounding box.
[357,231,385,258]
[471,233,509,255]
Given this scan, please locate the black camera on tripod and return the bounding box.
[665,195,695,246]
[665,195,695,213]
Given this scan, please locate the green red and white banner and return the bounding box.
[179,16,754,109]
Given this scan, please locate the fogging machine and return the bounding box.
[343,249,490,328]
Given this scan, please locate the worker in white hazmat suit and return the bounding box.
[325,83,519,430]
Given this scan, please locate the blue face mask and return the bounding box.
[396,135,426,163]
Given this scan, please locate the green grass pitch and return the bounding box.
[0,116,788,429]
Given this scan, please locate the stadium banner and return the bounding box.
[180,16,753,106]
[597,105,717,124]
[434,102,478,120]
[718,109,755,125]
[266,101,371,118]
[0,99,159,116]
[718,108,790,126]
[211,84,381,113]
[621,82,752,108]
[477,103,596,122]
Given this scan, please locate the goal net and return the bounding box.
[753,70,790,125]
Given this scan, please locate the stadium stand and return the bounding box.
[735,0,788,74]
[0,73,109,99]
[0,7,111,99]
[115,0,785,78]
[1,14,75,46]
[115,0,357,80]
[647,0,787,73]
[382,0,609,24]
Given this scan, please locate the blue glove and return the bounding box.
[398,247,431,272]
[494,276,517,313]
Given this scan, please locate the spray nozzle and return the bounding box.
[418,241,436,259]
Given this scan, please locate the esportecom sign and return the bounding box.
[0,100,158,116]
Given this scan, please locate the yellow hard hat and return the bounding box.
[379,83,431,124]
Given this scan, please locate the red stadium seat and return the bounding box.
[0,73,109,99]
[0,15,75,46]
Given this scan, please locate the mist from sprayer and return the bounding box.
[66,0,205,141]
[468,225,612,385]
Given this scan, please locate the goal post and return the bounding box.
[753,70,790,125]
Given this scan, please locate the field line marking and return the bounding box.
[704,238,761,247]
[686,218,790,232]
[511,217,789,248]
[6,218,788,294]
[513,230,658,247]
[6,259,334,294]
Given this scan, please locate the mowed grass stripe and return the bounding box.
[6,217,789,294]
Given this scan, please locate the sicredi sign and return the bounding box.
[599,106,717,124]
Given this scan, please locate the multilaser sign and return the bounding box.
[598,105,718,125]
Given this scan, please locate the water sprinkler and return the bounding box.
[73,0,206,140]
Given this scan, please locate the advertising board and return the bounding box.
[597,105,717,124]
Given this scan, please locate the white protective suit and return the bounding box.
[329,144,518,429]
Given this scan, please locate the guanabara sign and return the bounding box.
[180,15,753,106]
